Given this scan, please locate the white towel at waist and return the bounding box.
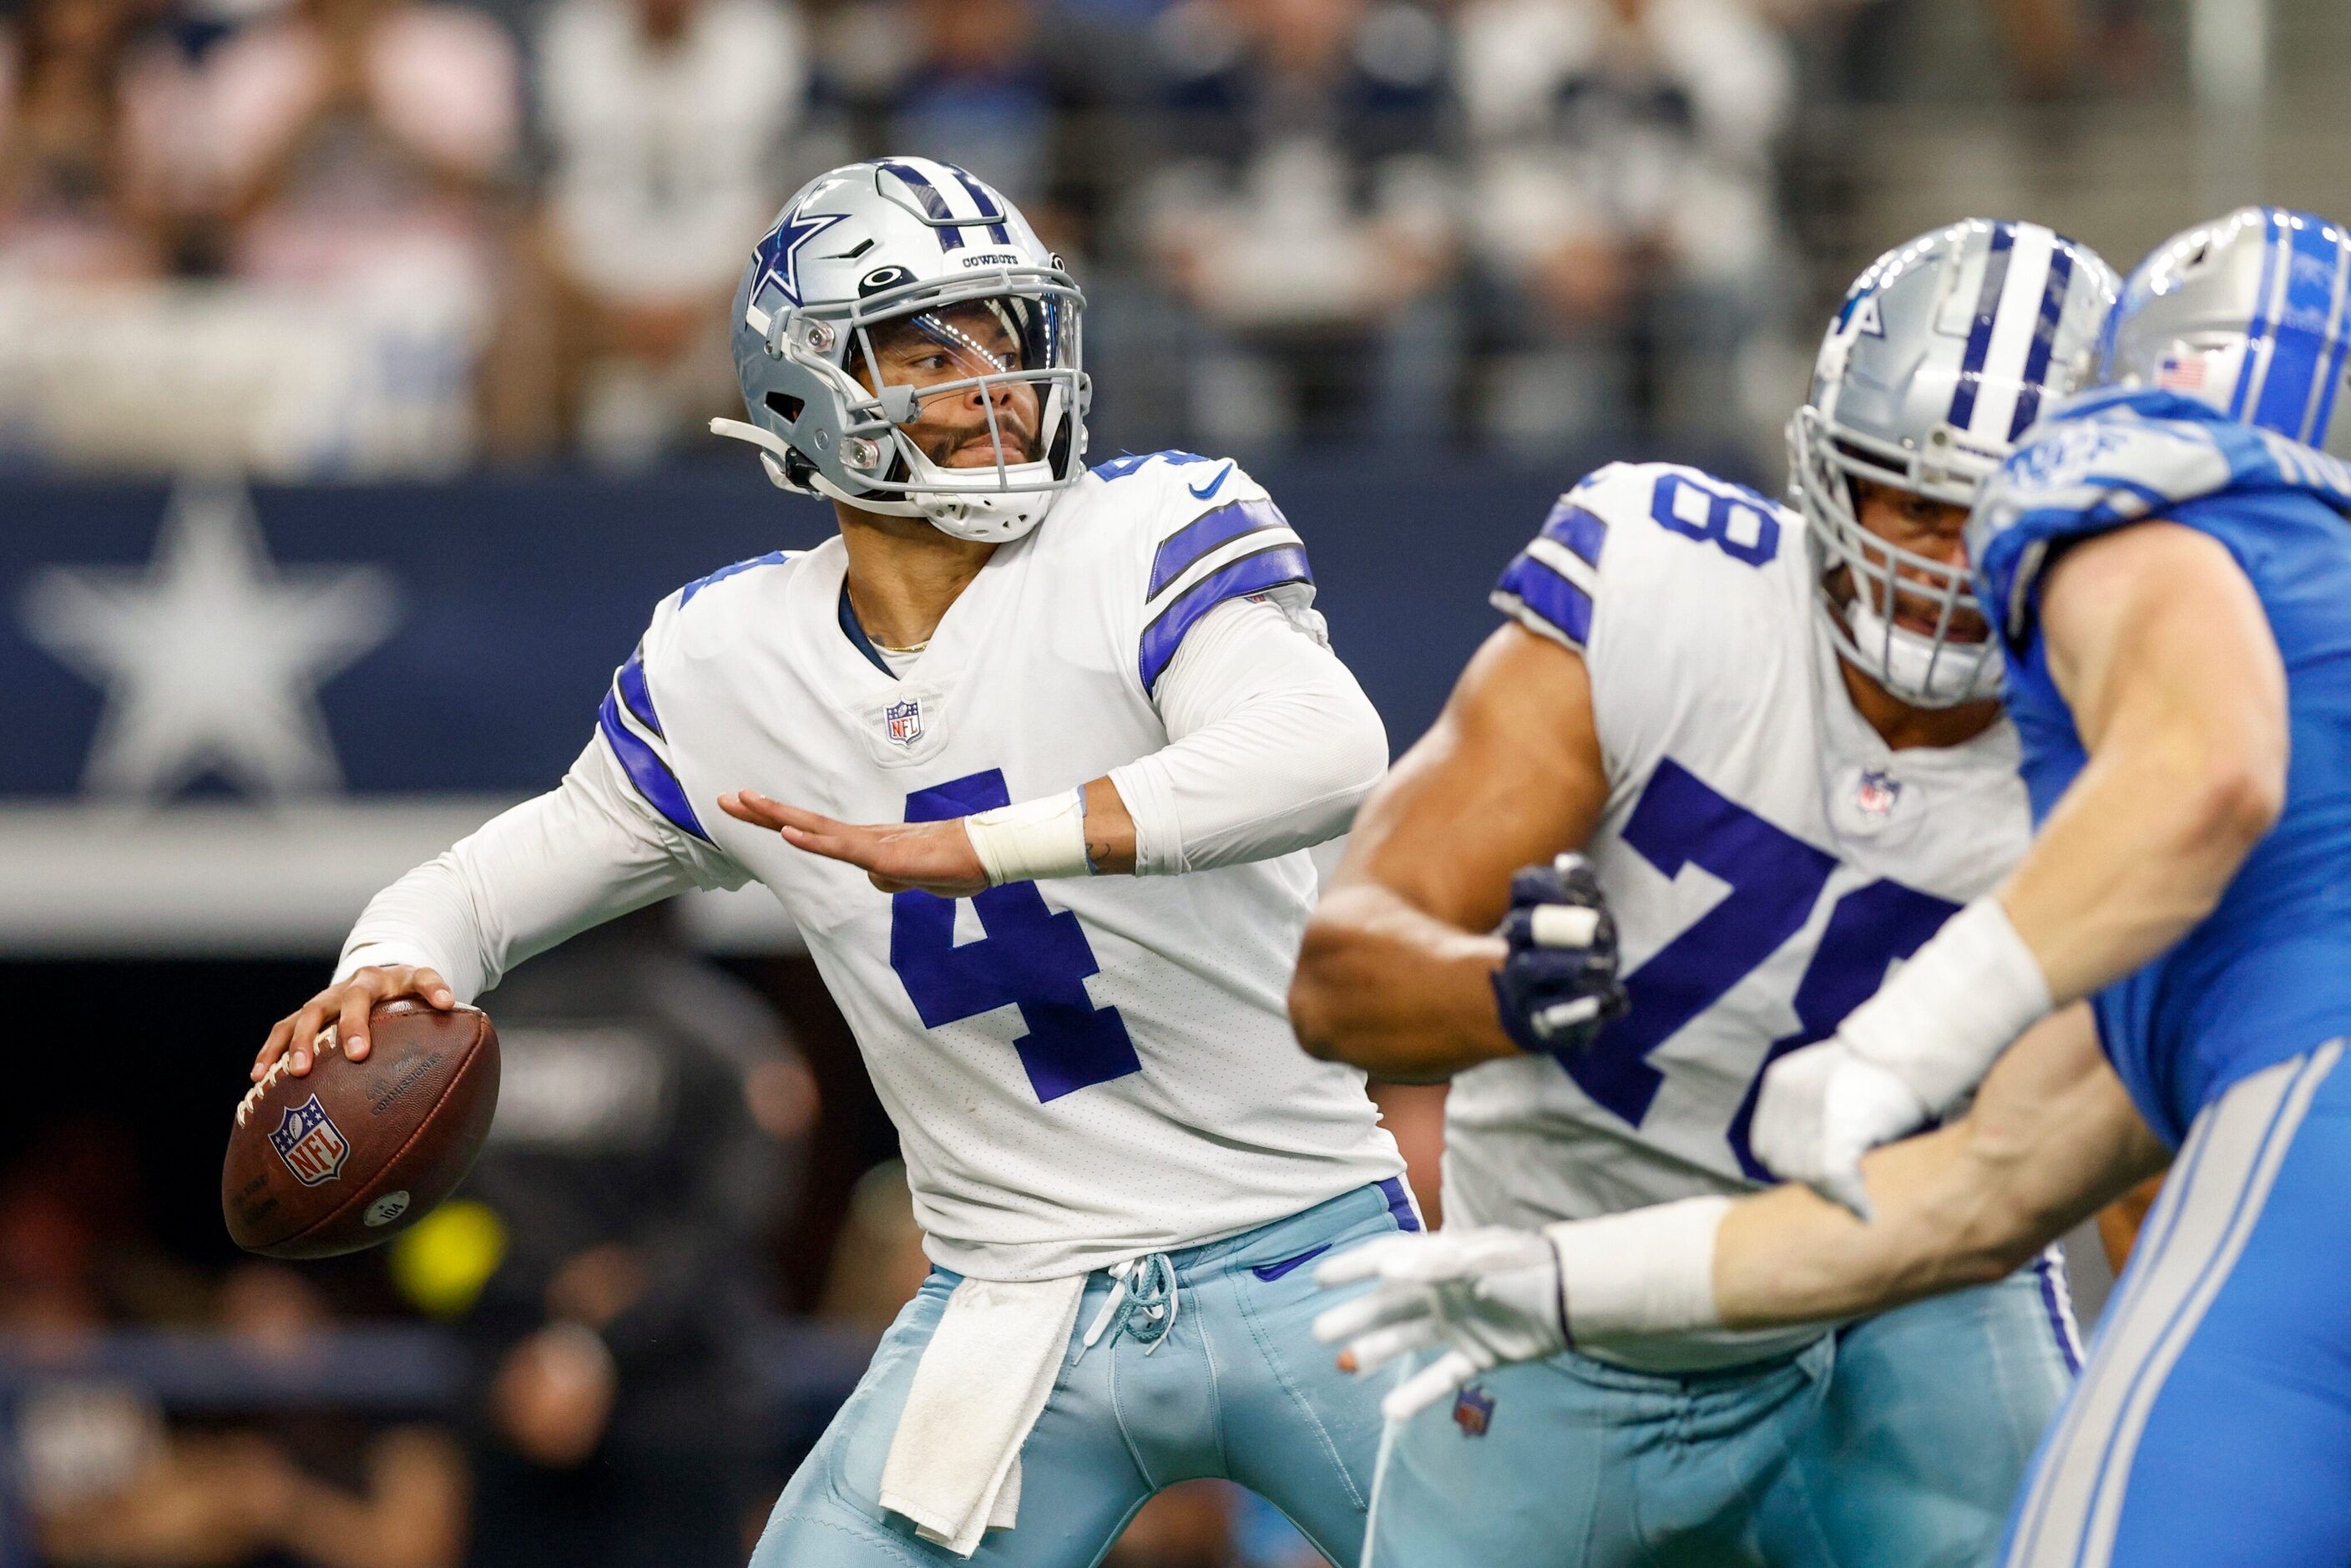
[877,1273,1086,1557]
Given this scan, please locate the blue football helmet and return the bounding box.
[2101,205,2351,451]
[710,158,1088,544]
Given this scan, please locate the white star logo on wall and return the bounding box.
[19,478,400,800]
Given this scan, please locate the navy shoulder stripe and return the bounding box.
[680,550,792,607]
[1149,498,1287,598]
[1494,552,1594,646]
[599,691,709,842]
[615,649,665,739]
[1139,544,1312,691]
[1538,498,1607,569]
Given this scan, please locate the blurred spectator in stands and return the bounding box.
[191,0,519,460]
[387,908,815,1568]
[513,0,808,465]
[34,1263,469,1568]
[1457,0,1792,463]
[1138,0,1455,453]
[822,0,1121,257]
[0,0,180,280]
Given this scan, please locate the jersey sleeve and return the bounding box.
[591,581,763,873]
[1491,461,1803,783]
[1970,389,2268,642]
[1491,468,1615,653]
[1117,453,1319,695]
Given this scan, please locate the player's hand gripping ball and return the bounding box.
[223,1000,501,1258]
[1492,852,1629,1057]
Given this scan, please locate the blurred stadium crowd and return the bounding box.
[0,0,2156,479]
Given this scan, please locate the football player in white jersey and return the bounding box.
[248,158,1416,1565]
[1287,220,2118,1566]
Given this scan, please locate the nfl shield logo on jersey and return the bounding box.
[1454,1383,1495,1437]
[269,1095,350,1186]
[1855,770,1902,817]
[885,698,923,747]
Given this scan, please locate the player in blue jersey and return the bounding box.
[1317,205,2351,1568]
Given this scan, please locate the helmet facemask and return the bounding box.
[729,265,1088,544]
[1790,403,2006,709]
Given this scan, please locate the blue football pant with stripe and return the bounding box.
[2004,1041,2351,1567]
[751,1181,1419,1568]
[1366,1269,2076,1568]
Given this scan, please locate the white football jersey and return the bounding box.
[1449,461,2030,1269]
[600,452,1403,1281]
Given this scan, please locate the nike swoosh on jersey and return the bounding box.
[1250,1244,1331,1282]
[1188,462,1236,500]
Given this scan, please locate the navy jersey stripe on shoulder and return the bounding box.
[1539,498,1608,569]
[680,551,793,607]
[615,650,665,738]
[1494,552,1594,645]
[1149,498,1287,598]
[599,692,709,841]
[1139,544,1312,691]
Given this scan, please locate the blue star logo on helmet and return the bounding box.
[749,203,850,317]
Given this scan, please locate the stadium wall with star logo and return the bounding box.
[0,459,1584,955]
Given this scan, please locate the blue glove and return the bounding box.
[1491,852,1629,1057]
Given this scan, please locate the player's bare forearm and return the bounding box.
[1997,524,2288,1004]
[1295,883,1514,1080]
[1292,625,1608,1078]
[1712,1006,2168,1329]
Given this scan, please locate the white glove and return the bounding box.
[1749,1039,1933,1221]
[1310,1228,1567,1421]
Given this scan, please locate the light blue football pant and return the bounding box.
[2003,1041,2351,1567]
[752,1180,1421,1568]
[1366,1266,2080,1568]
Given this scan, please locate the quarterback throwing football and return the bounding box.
[252,159,1413,1566]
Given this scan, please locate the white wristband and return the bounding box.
[963,788,1093,886]
[1542,1196,1732,1342]
[1838,896,2052,1114]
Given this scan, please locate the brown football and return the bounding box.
[223,999,501,1259]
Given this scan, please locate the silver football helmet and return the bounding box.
[1791,220,2118,706]
[711,157,1088,544]
[2101,205,2351,451]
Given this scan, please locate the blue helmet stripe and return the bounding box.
[1949,222,2017,432]
[2252,216,2343,441]
[879,160,965,251]
[2312,289,2351,446]
[945,164,1014,247]
[2009,242,2079,439]
[2227,210,2287,420]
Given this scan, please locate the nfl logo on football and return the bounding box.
[885,697,923,747]
[269,1095,351,1186]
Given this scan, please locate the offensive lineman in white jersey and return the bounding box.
[1288,221,2118,1565]
[248,159,1414,1565]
